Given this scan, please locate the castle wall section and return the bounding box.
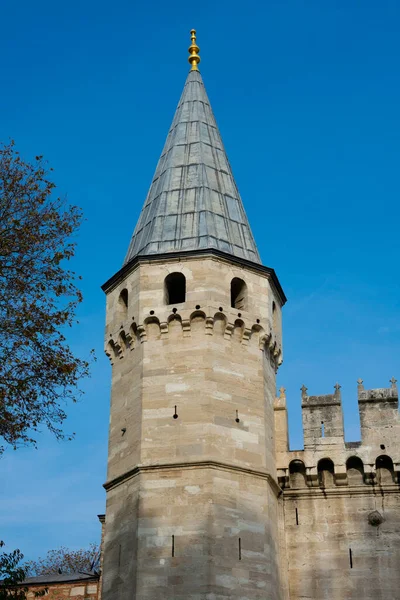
[275,381,400,600]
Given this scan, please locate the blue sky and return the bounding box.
[0,0,399,561]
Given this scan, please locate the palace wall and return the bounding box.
[275,380,400,599]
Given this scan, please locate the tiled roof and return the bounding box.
[21,572,99,585]
[124,70,260,265]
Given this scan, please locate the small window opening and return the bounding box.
[173,405,178,419]
[235,410,240,423]
[321,421,325,437]
[171,535,175,557]
[165,273,186,305]
[295,508,299,525]
[380,444,385,450]
[118,289,128,316]
[349,548,353,568]
[238,538,242,560]
[231,278,247,310]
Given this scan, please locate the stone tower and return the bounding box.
[101,31,286,600]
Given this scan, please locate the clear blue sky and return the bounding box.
[0,0,399,561]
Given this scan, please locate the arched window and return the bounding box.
[346,456,364,485]
[118,289,128,317]
[289,460,307,489]
[376,455,394,484]
[165,273,186,305]
[231,278,247,310]
[318,458,335,488]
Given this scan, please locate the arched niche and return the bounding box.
[190,310,206,334]
[167,314,183,338]
[144,316,161,340]
[213,312,227,336]
[318,458,335,488]
[232,318,244,342]
[118,330,129,352]
[346,456,364,485]
[249,324,263,347]
[376,454,395,484]
[289,460,307,489]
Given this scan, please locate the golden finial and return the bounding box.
[188,29,200,71]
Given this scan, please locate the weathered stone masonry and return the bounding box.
[102,253,286,600]
[275,379,400,600]
[100,32,400,600]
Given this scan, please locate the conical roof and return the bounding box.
[124,69,261,265]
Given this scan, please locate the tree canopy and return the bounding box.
[0,542,27,600]
[0,141,91,453]
[0,542,45,599]
[24,544,100,577]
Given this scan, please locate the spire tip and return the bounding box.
[188,29,201,71]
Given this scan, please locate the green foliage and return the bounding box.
[24,543,100,577]
[0,542,46,599]
[0,141,93,453]
[0,542,27,600]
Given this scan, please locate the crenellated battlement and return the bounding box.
[105,307,282,368]
[275,378,400,492]
[301,382,345,450]
[358,376,398,401]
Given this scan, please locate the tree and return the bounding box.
[24,544,100,577]
[0,542,45,599]
[0,141,92,453]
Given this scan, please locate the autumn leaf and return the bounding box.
[0,141,93,453]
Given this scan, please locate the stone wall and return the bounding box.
[102,253,286,599]
[24,580,99,599]
[275,379,400,599]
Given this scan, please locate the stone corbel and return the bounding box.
[334,465,347,486]
[182,319,191,337]
[307,466,319,487]
[160,321,168,336]
[205,316,214,335]
[364,464,375,485]
[224,322,234,340]
[125,331,135,351]
[242,328,252,345]
[137,325,147,343]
